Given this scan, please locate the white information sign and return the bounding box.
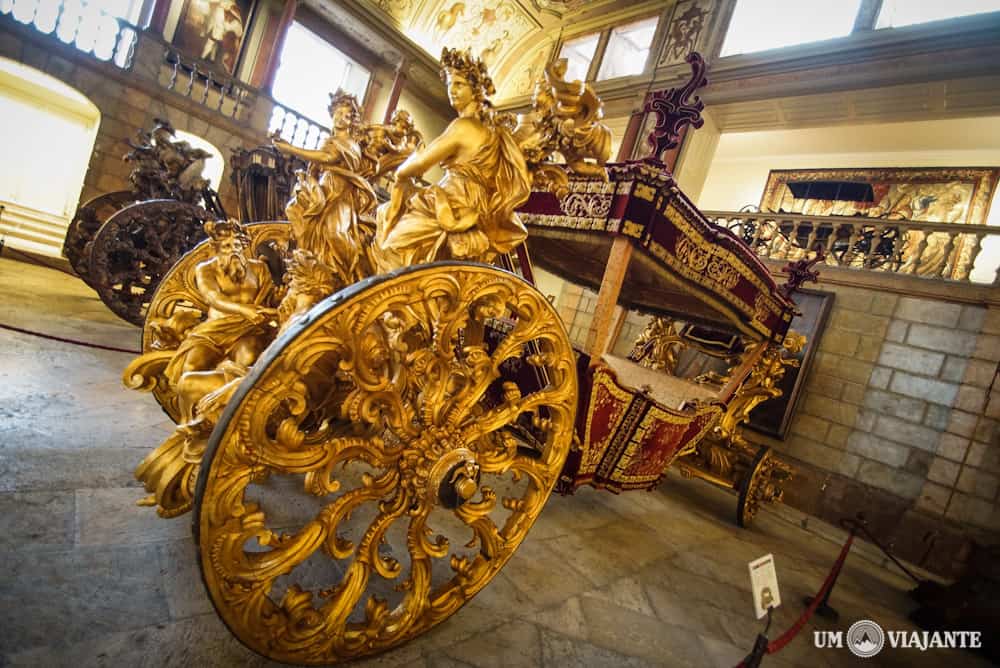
[748,553,781,619]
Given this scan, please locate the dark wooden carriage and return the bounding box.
[62,128,301,326]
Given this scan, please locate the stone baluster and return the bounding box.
[788,220,803,258]
[936,231,957,279]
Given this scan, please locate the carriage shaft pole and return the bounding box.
[588,236,633,362]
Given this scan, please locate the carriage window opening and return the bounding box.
[558,32,600,82]
[597,16,659,80]
[719,0,862,57]
[875,0,1000,28]
[271,21,371,125]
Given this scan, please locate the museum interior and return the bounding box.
[1,0,999,666]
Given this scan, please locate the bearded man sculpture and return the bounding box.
[164,219,275,422]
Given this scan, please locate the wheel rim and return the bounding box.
[194,262,577,664]
[737,446,771,528]
[63,191,136,284]
[88,200,210,325]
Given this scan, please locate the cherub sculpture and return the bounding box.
[363,109,425,177]
[513,58,612,192]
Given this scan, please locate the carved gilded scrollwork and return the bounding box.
[674,330,804,526]
[737,446,792,528]
[629,317,682,374]
[195,263,576,664]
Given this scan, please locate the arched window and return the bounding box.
[173,129,225,192]
[0,57,100,257]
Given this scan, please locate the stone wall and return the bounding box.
[552,274,999,576]
[755,283,999,575]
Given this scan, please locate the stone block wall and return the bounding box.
[555,282,653,356]
[552,274,999,576]
[555,282,599,350]
[755,288,998,576]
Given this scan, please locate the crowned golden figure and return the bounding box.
[272,91,378,284]
[375,47,531,269]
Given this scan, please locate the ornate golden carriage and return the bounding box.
[120,51,814,663]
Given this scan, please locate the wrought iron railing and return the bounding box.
[160,47,254,122]
[1,0,137,69]
[704,211,1000,285]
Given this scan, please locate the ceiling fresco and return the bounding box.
[348,0,663,102]
[412,0,538,68]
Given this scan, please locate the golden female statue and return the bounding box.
[375,47,531,269]
[272,91,378,284]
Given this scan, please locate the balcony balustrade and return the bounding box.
[2,0,327,149]
[704,210,1000,287]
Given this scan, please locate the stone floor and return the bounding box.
[0,254,992,668]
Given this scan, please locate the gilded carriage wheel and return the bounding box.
[194,262,577,664]
[63,191,136,285]
[88,199,211,326]
[126,222,290,423]
[736,446,788,528]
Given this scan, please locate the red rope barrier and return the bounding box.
[0,323,140,354]
[767,533,855,654]
[734,532,856,667]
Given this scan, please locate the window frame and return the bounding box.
[717,0,1000,59]
[595,14,663,82]
[270,18,374,125]
[553,11,664,84]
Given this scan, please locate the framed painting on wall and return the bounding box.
[746,288,834,440]
[172,0,258,78]
[759,167,999,226]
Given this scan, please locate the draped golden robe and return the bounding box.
[375,120,530,270]
[286,135,378,283]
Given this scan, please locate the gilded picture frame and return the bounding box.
[746,288,834,440]
[172,0,258,78]
[759,167,999,226]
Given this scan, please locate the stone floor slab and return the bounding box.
[75,487,189,546]
[1,256,994,668]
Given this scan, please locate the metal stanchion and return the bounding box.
[742,606,773,668]
[802,513,865,621]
